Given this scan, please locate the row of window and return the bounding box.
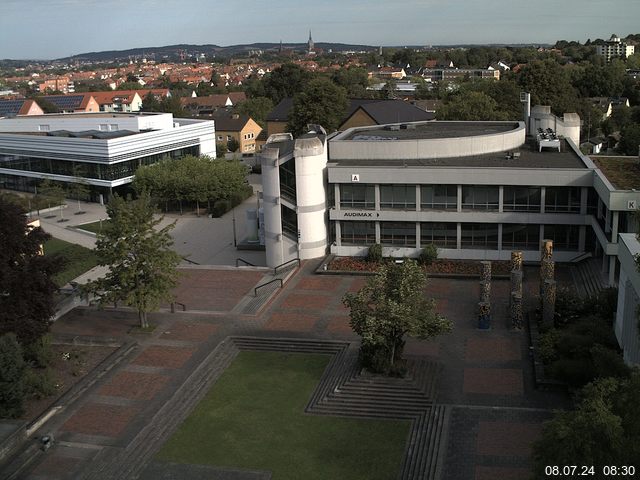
[0,146,199,181]
[338,184,585,213]
[339,221,580,251]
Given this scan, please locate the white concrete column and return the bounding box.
[498,186,504,213]
[605,208,611,233]
[260,146,284,268]
[579,225,586,252]
[457,185,462,212]
[375,184,380,210]
[612,211,619,242]
[415,185,421,212]
[498,223,503,251]
[609,256,616,286]
[456,222,462,249]
[540,187,546,213]
[335,221,341,247]
[375,221,381,244]
[415,222,420,248]
[334,184,340,210]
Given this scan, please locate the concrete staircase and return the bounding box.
[570,259,606,298]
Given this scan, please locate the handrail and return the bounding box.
[236,258,256,267]
[254,278,283,296]
[182,256,200,265]
[568,252,593,263]
[274,257,300,275]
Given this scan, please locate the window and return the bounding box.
[99,124,108,131]
[502,224,539,250]
[503,187,541,212]
[281,205,298,240]
[420,222,457,248]
[544,224,579,251]
[545,187,581,213]
[341,221,376,245]
[380,185,416,210]
[461,223,499,249]
[462,186,499,211]
[38,124,50,132]
[217,136,223,141]
[380,222,416,246]
[340,184,375,209]
[227,135,232,141]
[421,185,457,210]
[279,159,296,202]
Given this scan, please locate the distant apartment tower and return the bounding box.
[597,34,635,62]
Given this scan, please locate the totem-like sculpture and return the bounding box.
[542,279,557,327]
[510,251,524,329]
[510,292,523,329]
[539,239,556,327]
[478,261,492,329]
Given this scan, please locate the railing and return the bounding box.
[182,256,200,265]
[568,252,593,263]
[254,278,283,296]
[236,258,255,267]
[274,258,300,275]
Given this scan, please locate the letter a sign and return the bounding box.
[351,174,360,182]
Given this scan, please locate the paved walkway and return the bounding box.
[11,261,566,480]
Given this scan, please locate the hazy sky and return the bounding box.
[1,0,638,59]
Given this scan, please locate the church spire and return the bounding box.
[308,30,314,54]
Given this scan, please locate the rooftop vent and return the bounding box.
[400,123,416,130]
[384,124,401,131]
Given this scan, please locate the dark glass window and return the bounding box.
[544,224,579,251]
[545,187,581,213]
[420,222,457,248]
[503,187,541,212]
[462,186,499,211]
[281,205,298,240]
[380,185,416,210]
[380,222,416,246]
[279,159,296,202]
[461,223,499,249]
[587,188,598,216]
[341,221,376,245]
[502,224,540,250]
[421,185,457,210]
[340,184,375,209]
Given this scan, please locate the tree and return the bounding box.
[227,137,240,153]
[141,92,161,112]
[0,196,61,346]
[287,78,349,136]
[37,178,66,217]
[68,165,90,214]
[517,59,579,115]
[437,91,509,121]
[342,260,452,375]
[261,63,314,104]
[86,194,181,328]
[532,374,640,474]
[236,96,274,128]
[332,67,370,97]
[0,333,27,418]
[618,124,640,156]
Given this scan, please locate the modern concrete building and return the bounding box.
[614,233,640,365]
[0,112,215,201]
[259,113,640,286]
[597,34,635,62]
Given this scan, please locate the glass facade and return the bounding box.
[380,185,416,210]
[341,221,376,245]
[0,146,199,182]
[420,222,457,248]
[380,222,416,246]
[340,184,375,210]
[421,185,457,210]
[503,186,541,212]
[461,223,499,249]
[279,160,296,202]
[545,187,581,213]
[462,186,499,211]
[281,205,298,240]
[544,224,579,250]
[502,224,540,250]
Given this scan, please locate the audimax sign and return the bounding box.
[341,211,380,218]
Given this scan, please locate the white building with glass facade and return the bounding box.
[0,112,215,201]
[259,117,640,286]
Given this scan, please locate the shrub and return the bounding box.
[583,287,618,323]
[418,244,438,266]
[538,328,560,364]
[367,244,383,263]
[554,287,585,326]
[591,344,630,380]
[23,334,54,368]
[0,334,27,418]
[548,357,595,387]
[24,367,57,400]
[210,199,231,218]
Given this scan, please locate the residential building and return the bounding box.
[0,99,44,117]
[421,67,500,82]
[212,113,262,154]
[0,112,215,201]
[38,77,74,94]
[39,94,100,113]
[85,91,144,112]
[181,93,247,116]
[597,34,635,62]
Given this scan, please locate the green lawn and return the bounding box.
[157,351,410,480]
[76,220,110,234]
[43,238,99,287]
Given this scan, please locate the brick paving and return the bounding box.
[16,261,574,480]
[98,371,171,400]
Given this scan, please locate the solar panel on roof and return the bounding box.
[0,100,25,116]
[42,95,84,109]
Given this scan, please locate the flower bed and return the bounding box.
[327,256,512,276]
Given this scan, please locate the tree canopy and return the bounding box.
[86,194,181,328]
[235,96,274,128]
[342,260,452,374]
[287,78,349,136]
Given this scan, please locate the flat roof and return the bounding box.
[592,156,640,190]
[343,121,519,141]
[329,138,587,169]
[0,112,161,119]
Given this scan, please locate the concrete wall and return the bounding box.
[615,234,640,365]
[0,112,175,133]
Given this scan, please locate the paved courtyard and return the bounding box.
[8,261,567,480]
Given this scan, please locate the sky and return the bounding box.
[1,0,639,60]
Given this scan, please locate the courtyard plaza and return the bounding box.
[4,257,571,480]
